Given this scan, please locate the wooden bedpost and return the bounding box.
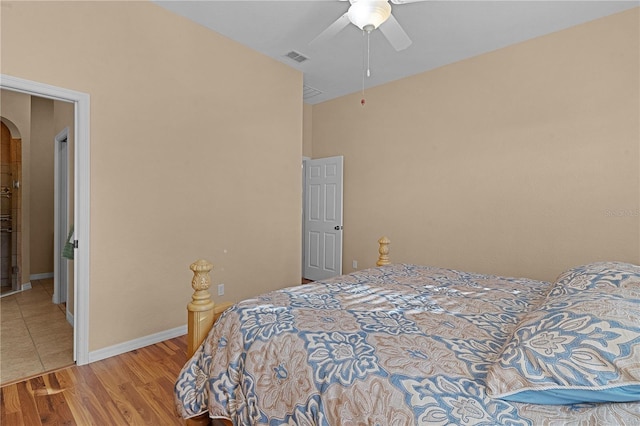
[187,259,217,358]
[185,260,233,426]
[376,236,391,266]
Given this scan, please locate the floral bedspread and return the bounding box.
[174,264,640,425]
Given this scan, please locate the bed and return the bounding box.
[175,238,640,425]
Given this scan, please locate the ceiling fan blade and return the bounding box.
[379,14,412,51]
[309,13,351,47]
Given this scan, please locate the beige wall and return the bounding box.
[30,97,55,275]
[2,1,303,351]
[312,8,639,282]
[30,98,75,277]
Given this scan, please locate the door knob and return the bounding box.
[334,225,343,230]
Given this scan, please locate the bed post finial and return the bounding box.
[376,236,391,266]
[187,259,216,358]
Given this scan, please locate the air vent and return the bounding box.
[303,85,323,100]
[285,50,308,63]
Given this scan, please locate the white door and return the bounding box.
[303,156,343,281]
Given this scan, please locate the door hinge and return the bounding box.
[73,240,79,249]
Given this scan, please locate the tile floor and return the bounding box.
[0,279,74,385]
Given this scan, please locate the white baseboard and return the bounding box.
[87,325,187,364]
[66,310,74,327]
[30,272,54,280]
[0,282,31,298]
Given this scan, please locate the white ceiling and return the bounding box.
[155,1,638,104]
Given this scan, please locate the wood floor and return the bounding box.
[1,336,188,425]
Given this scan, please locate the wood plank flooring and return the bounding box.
[1,336,188,425]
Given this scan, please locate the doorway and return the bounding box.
[0,100,75,384]
[1,74,91,365]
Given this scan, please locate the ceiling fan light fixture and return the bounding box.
[347,0,392,32]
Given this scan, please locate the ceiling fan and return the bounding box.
[310,0,426,51]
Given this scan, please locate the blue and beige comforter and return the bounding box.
[175,262,640,425]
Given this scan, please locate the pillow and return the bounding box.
[486,262,640,405]
[549,261,640,299]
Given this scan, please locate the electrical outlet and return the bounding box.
[218,283,225,296]
[352,260,358,269]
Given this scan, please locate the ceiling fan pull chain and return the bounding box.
[361,30,366,106]
[361,29,373,106]
[367,30,371,78]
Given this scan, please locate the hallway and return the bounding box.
[0,279,73,385]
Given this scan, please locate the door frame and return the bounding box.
[301,156,310,277]
[53,127,69,309]
[302,156,344,281]
[1,74,91,365]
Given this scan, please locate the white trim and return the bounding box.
[88,326,187,364]
[1,74,91,366]
[53,127,70,305]
[30,272,54,280]
[301,157,311,277]
[0,283,31,298]
[0,282,32,298]
[0,290,21,298]
[66,310,74,327]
